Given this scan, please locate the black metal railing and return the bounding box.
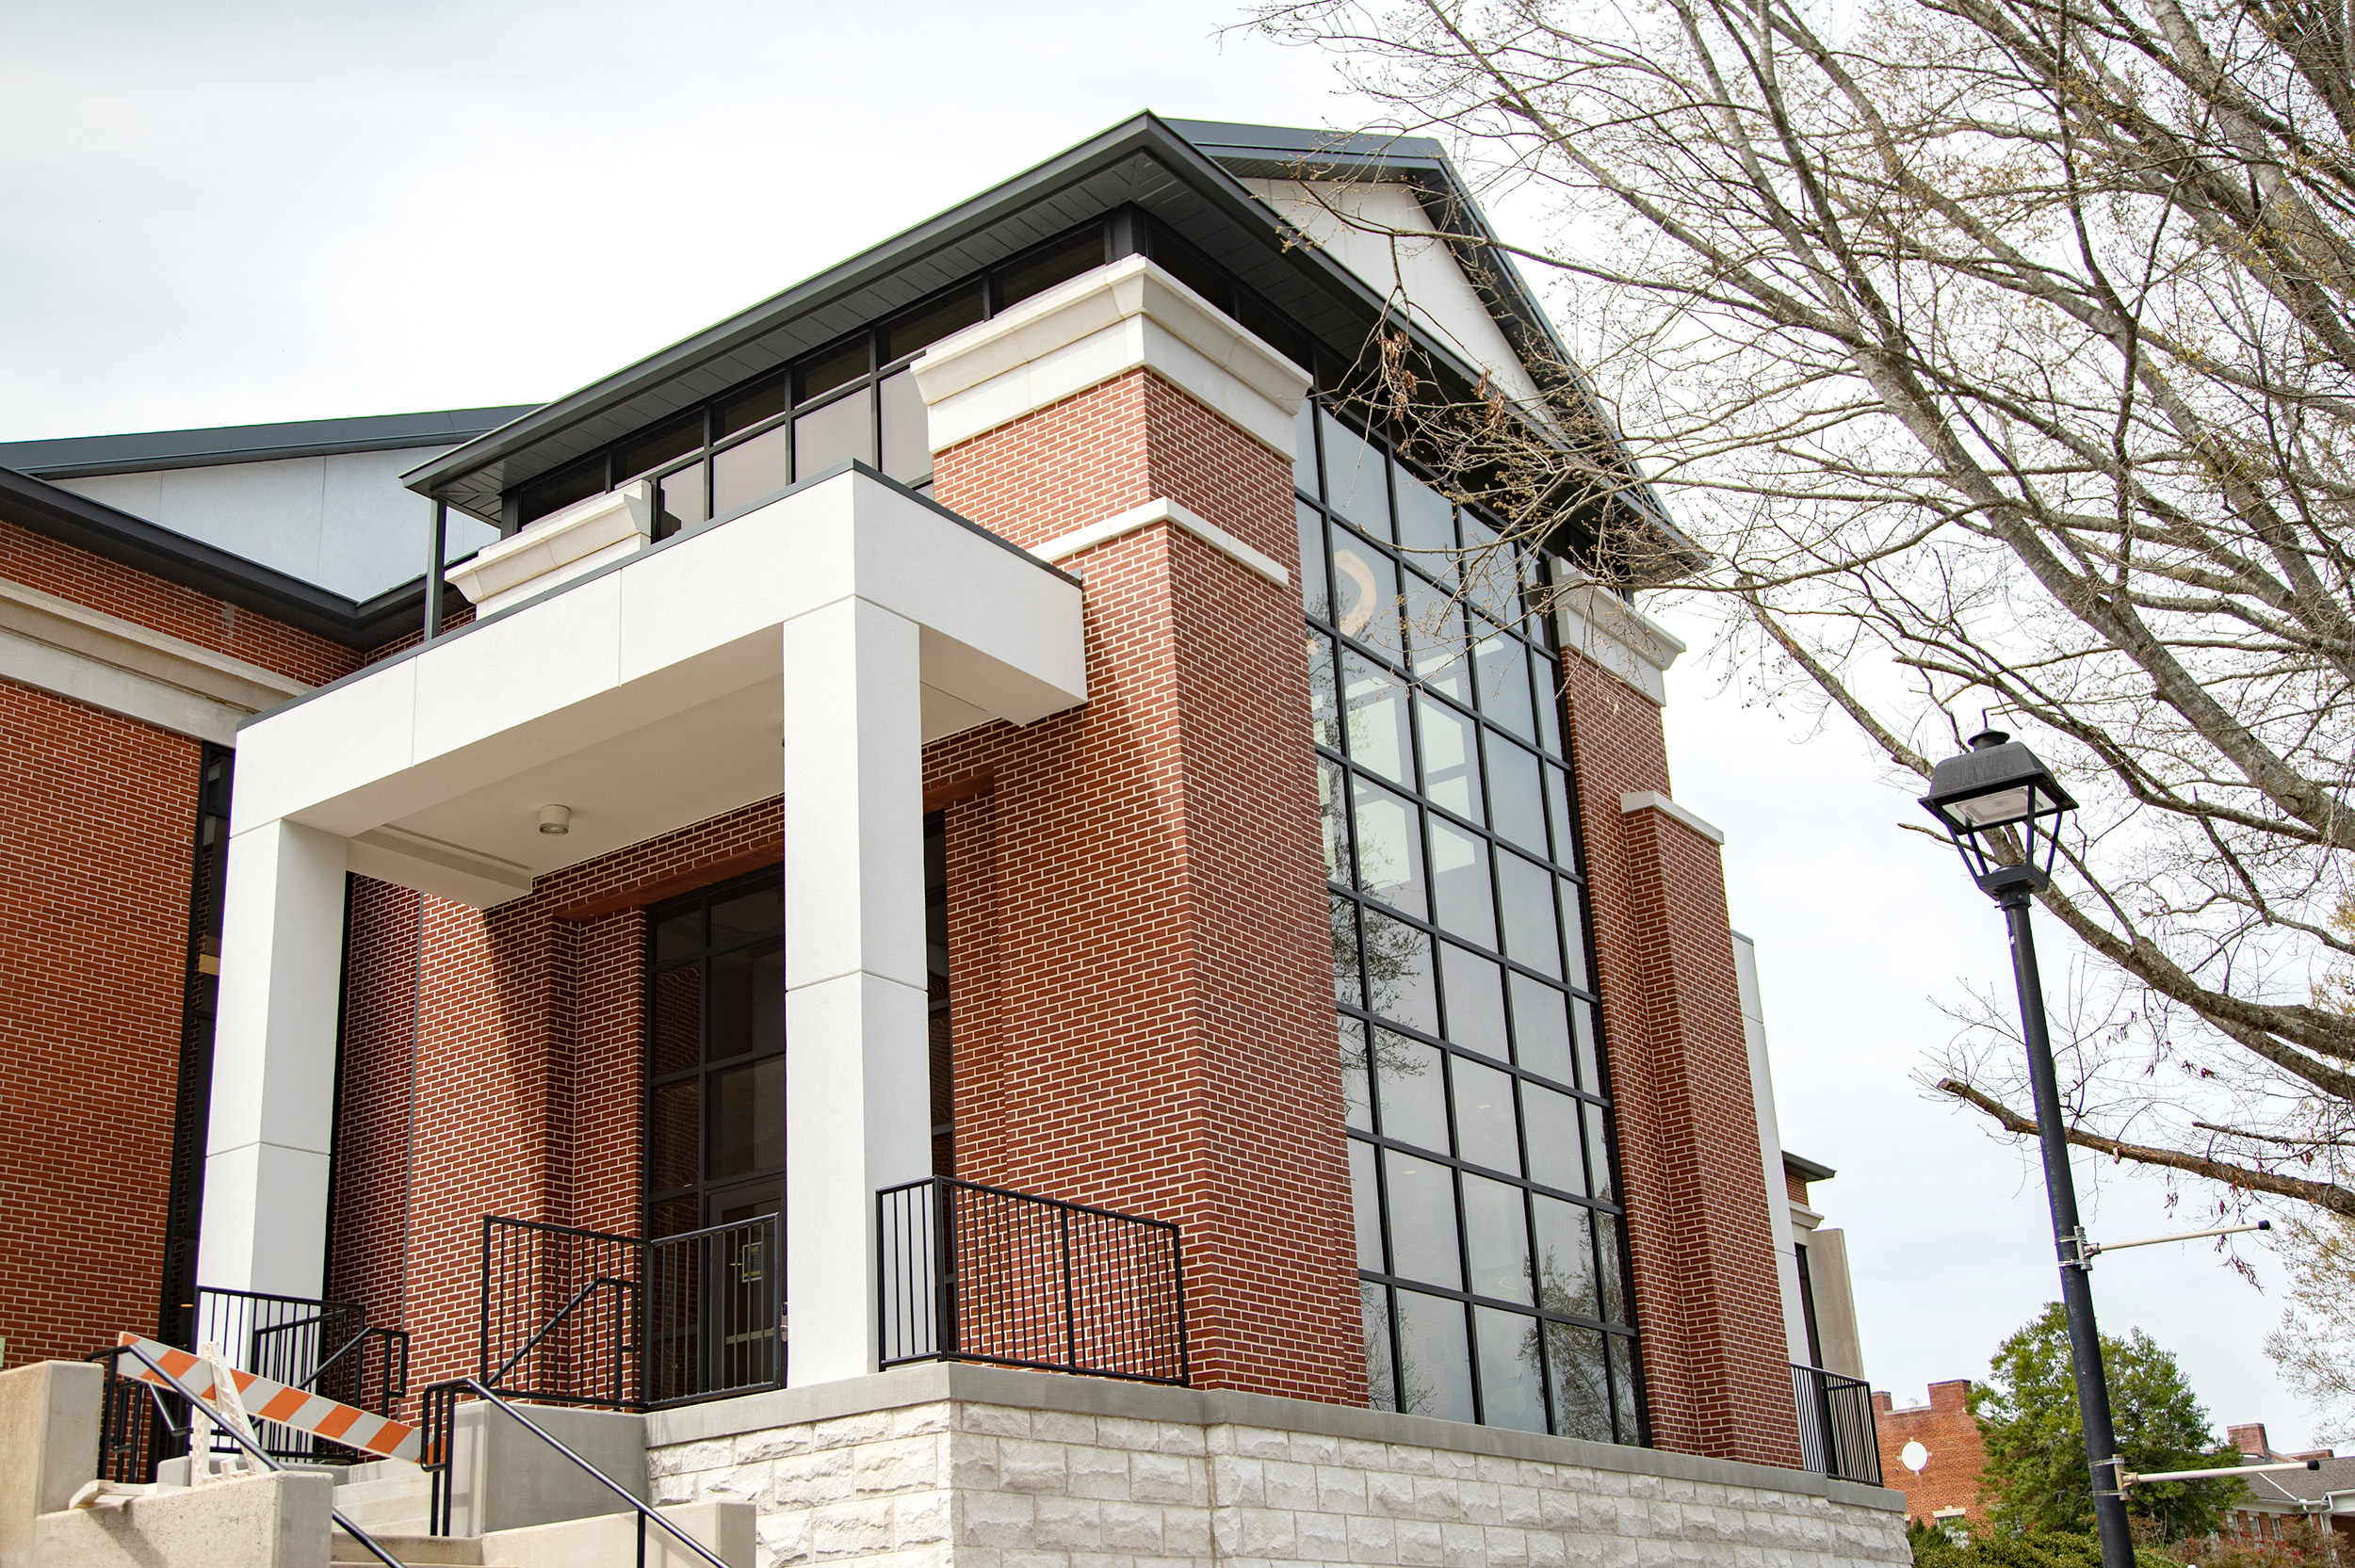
[89,1289,411,1479]
[418,1377,724,1561]
[1793,1363,1882,1484]
[878,1177,1187,1384]
[479,1212,784,1411]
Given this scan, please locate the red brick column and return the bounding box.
[924,367,1363,1404]
[1561,651,1802,1465]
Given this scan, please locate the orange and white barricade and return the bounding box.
[114,1334,421,1463]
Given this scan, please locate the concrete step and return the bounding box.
[333,1459,433,1535]
[332,1530,482,1565]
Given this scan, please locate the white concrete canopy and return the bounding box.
[203,470,1086,1357]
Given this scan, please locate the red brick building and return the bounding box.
[1876,1380,1993,1529]
[0,116,1905,1564]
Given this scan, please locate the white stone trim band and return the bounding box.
[446,480,656,616]
[0,574,309,746]
[1551,563,1687,707]
[1620,789,1728,845]
[912,255,1313,460]
[1031,496,1289,589]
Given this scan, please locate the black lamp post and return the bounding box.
[1921,729,2136,1568]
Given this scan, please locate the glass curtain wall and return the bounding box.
[514,227,1108,535]
[1300,400,1646,1445]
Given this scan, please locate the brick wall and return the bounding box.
[1872,1381,1988,1525]
[1558,651,1801,1467]
[926,367,1363,1405]
[327,797,784,1399]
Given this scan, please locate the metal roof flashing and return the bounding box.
[0,406,540,481]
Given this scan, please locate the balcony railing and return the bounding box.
[1793,1363,1883,1484]
[478,1211,783,1411]
[877,1177,1187,1385]
[91,1287,410,1480]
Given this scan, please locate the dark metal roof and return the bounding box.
[401,112,1617,528]
[0,464,430,650]
[0,405,541,480]
[1783,1152,1838,1184]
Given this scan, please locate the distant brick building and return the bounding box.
[1876,1380,1991,1529]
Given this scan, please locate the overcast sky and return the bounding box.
[3,0,2315,1449]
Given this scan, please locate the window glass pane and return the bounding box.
[1320,412,1391,540]
[1293,401,1319,499]
[1584,1102,1616,1203]
[1428,818,1495,948]
[1383,1151,1461,1289]
[1318,758,1352,887]
[520,456,604,525]
[1350,1140,1386,1271]
[1340,1017,1372,1133]
[1534,657,1564,756]
[1372,1033,1448,1153]
[617,413,703,483]
[1238,292,1308,370]
[996,227,1104,308]
[1533,1196,1599,1319]
[878,367,931,485]
[1547,1320,1614,1441]
[1451,1058,1519,1176]
[1559,881,1592,992]
[1463,1176,1532,1304]
[648,1079,699,1191]
[1297,500,1331,621]
[708,938,784,1061]
[1511,976,1574,1086]
[798,335,870,403]
[717,373,788,437]
[658,464,706,540]
[1608,1334,1640,1441]
[1475,625,1538,742]
[795,390,874,478]
[1489,744,1551,860]
[1406,578,1470,699]
[1151,231,1226,308]
[647,1195,699,1240]
[1594,1214,1628,1324]
[1352,778,1425,919]
[655,908,702,965]
[1497,851,1563,979]
[1476,1307,1548,1432]
[1341,652,1411,786]
[707,1054,786,1179]
[1416,698,1483,825]
[1524,1085,1586,1197]
[1393,468,1455,564]
[1571,999,1602,1094]
[712,423,794,517]
[885,282,985,361]
[650,966,701,1077]
[1395,1290,1474,1422]
[1331,895,1362,1009]
[1362,909,1437,1036]
[1363,1284,1398,1413]
[1545,767,1579,871]
[713,880,783,943]
[1307,633,1340,750]
[1331,536,1402,657]
[1440,944,1509,1060]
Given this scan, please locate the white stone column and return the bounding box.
[782,595,932,1385]
[198,816,349,1300]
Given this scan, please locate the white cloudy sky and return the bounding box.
[3,0,2315,1447]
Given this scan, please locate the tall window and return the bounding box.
[513,226,1109,533]
[645,867,785,1239]
[1301,400,1645,1444]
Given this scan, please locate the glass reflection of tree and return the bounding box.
[1535,1247,1614,1439]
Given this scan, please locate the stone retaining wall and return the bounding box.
[644,1365,1908,1568]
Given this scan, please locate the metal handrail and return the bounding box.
[484,1274,637,1388]
[108,1341,406,1568]
[421,1376,727,1568]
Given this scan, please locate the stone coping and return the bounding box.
[643,1363,1902,1514]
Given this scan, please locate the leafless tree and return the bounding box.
[1244,0,2355,1221]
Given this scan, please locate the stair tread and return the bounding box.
[332,1530,482,1565]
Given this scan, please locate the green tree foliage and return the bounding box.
[1910,1526,2179,1568]
[1973,1305,2239,1541]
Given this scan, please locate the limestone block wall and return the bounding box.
[644,1365,1908,1568]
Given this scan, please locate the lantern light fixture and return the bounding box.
[1918,728,2076,894]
